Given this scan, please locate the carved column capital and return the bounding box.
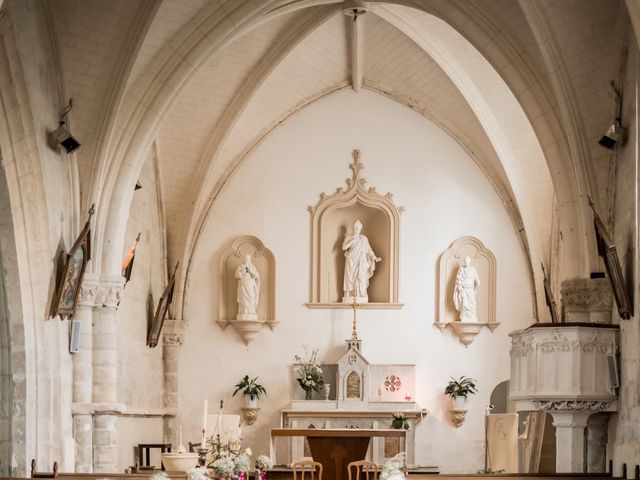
[162,333,184,346]
[560,278,613,323]
[78,274,125,309]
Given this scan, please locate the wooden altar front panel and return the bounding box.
[271,429,406,480]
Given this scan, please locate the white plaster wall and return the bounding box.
[180,89,535,473]
[116,151,166,471]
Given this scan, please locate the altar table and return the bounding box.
[270,428,406,480]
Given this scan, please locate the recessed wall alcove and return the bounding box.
[217,235,276,344]
[307,150,403,309]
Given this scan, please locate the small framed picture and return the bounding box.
[51,207,93,319]
[591,200,632,320]
[147,262,179,347]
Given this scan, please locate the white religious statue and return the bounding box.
[235,254,260,320]
[342,220,381,304]
[453,256,480,322]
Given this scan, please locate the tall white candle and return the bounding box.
[202,399,208,438]
[217,400,223,436]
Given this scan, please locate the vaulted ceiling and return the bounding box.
[50,0,629,319]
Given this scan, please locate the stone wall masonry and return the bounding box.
[0,0,77,475]
[610,39,640,478]
[113,150,167,471]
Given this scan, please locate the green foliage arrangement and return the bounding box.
[443,376,478,399]
[232,375,267,400]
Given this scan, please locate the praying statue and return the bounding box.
[453,256,480,322]
[342,220,381,303]
[235,254,260,320]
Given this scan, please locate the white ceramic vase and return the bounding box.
[453,396,467,410]
[244,394,258,409]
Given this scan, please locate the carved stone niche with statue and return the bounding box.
[218,235,276,345]
[435,236,498,346]
[307,149,403,309]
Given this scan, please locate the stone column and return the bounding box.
[560,278,613,323]
[71,289,94,472]
[550,411,591,472]
[91,275,124,473]
[587,413,610,473]
[162,320,185,445]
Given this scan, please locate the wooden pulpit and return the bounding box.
[271,429,406,480]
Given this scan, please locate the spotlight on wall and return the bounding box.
[135,180,142,191]
[598,81,625,150]
[598,122,625,150]
[49,99,81,154]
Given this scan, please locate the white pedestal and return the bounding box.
[550,411,590,473]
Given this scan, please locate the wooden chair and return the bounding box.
[347,460,379,480]
[137,443,171,471]
[292,460,323,480]
[31,459,58,478]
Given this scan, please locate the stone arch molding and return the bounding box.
[307,149,403,308]
[436,236,498,346]
[217,235,276,345]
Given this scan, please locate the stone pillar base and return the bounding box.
[93,414,117,473]
[550,411,590,472]
[587,413,610,473]
[73,414,93,473]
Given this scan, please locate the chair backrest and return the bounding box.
[292,460,323,480]
[348,461,379,480]
[137,443,171,470]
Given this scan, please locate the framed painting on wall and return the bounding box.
[51,205,94,319]
[590,198,632,320]
[147,262,179,347]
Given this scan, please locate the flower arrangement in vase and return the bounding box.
[206,434,253,478]
[381,453,406,480]
[255,455,273,480]
[444,376,478,410]
[294,347,324,400]
[233,375,267,408]
[390,412,409,430]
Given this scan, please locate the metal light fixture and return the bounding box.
[342,1,368,19]
[599,81,625,150]
[50,99,81,154]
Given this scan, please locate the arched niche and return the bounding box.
[218,235,276,345]
[435,236,498,346]
[308,150,403,309]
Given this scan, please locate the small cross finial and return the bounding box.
[351,300,360,340]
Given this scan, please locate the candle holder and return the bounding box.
[196,447,208,467]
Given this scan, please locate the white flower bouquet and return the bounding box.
[212,457,236,478]
[234,451,252,473]
[295,347,324,400]
[255,454,273,471]
[381,453,406,480]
